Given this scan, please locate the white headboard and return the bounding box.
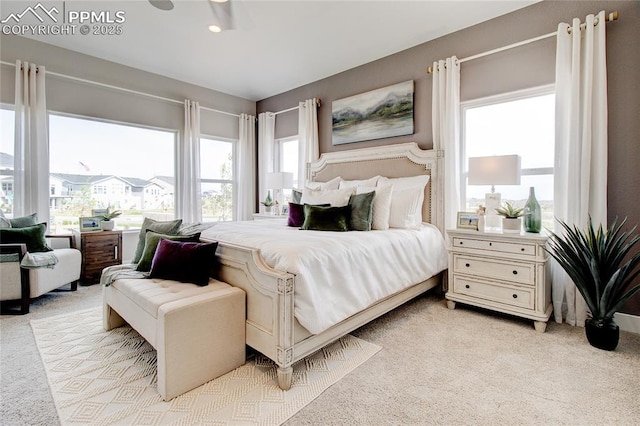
[308,143,444,233]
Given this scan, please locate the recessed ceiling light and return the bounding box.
[208,25,222,33]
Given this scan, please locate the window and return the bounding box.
[276,136,299,198]
[200,137,235,222]
[461,86,555,228]
[48,114,176,233]
[0,107,14,216]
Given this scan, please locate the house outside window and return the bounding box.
[0,107,14,215]
[200,136,235,222]
[276,136,299,199]
[461,86,555,229]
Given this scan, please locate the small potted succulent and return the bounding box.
[100,207,122,231]
[495,201,523,233]
[260,191,275,214]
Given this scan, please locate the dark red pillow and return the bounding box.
[288,202,305,227]
[148,238,218,286]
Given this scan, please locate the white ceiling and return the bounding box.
[9,0,538,101]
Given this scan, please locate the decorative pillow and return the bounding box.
[357,185,393,230]
[149,239,218,286]
[338,176,380,190]
[348,191,375,231]
[287,202,330,227]
[0,223,52,253]
[301,187,355,207]
[305,176,342,191]
[301,204,350,232]
[0,211,11,228]
[291,189,303,204]
[132,217,183,264]
[136,231,201,272]
[383,175,430,229]
[8,212,38,228]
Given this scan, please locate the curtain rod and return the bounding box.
[273,98,321,116]
[426,10,619,74]
[0,60,243,118]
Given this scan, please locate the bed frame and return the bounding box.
[206,142,444,390]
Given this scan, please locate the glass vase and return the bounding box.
[523,186,542,233]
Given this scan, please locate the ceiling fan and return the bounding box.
[148,0,236,32]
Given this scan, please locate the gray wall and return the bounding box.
[0,36,256,138]
[257,1,640,315]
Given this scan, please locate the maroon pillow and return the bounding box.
[149,238,218,286]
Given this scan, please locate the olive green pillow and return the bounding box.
[301,204,350,232]
[348,191,375,231]
[136,230,201,272]
[0,223,52,252]
[9,212,38,228]
[131,217,183,264]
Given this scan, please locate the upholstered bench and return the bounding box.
[103,277,245,401]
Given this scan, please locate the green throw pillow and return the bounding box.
[292,189,303,204]
[301,204,350,232]
[0,223,52,252]
[348,191,375,231]
[9,212,38,228]
[136,231,201,272]
[132,217,183,264]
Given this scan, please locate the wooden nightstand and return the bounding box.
[446,229,552,332]
[73,230,123,285]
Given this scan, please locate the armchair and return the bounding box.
[0,235,81,314]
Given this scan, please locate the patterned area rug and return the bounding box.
[31,308,381,425]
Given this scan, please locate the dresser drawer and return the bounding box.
[453,277,534,310]
[452,237,536,256]
[453,254,534,285]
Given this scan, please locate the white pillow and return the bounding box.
[306,176,342,191]
[338,176,380,190]
[382,175,430,229]
[301,187,355,207]
[357,185,393,230]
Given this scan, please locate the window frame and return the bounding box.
[459,84,555,207]
[199,134,237,221]
[275,135,300,186]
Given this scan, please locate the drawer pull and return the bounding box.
[512,294,518,299]
[465,284,470,289]
[465,263,470,267]
[521,248,525,251]
[459,241,463,245]
[512,270,518,275]
[489,242,492,246]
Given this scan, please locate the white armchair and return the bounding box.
[0,235,81,314]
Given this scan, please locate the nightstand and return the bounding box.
[73,230,123,285]
[446,229,552,332]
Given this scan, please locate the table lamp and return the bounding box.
[266,172,294,215]
[468,155,521,230]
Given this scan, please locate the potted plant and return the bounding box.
[546,217,640,350]
[100,207,122,231]
[260,191,275,214]
[495,201,523,232]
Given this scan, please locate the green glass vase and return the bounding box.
[523,186,542,233]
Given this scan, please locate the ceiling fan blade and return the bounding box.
[148,0,174,11]
[208,0,236,30]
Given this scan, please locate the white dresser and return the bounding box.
[446,229,552,332]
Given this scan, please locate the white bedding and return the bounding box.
[201,219,448,334]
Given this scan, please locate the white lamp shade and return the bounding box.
[266,172,294,190]
[468,155,521,186]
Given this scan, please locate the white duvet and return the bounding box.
[201,219,448,334]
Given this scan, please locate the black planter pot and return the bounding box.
[585,318,620,351]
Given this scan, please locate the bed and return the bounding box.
[200,142,446,390]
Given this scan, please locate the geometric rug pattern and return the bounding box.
[31,308,381,425]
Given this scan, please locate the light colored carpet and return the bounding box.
[30,308,381,425]
[2,284,640,425]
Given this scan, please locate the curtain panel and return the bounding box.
[258,112,275,205]
[297,99,319,187]
[552,11,608,326]
[237,113,256,220]
[176,99,202,223]
[14,60,50,226]
[432,57,461,231]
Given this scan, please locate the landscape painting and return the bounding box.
[332,80,414,145]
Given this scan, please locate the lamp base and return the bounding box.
[484,192,502,232]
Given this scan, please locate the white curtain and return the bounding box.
[432,57,461,231]
[14,60,50,226]
[258,112,275,203]
[297,98,319,187]
[552,11,608,326]
[176,99,202,223]
[237,113,256,220]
